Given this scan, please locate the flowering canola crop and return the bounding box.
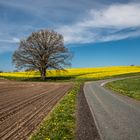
[0,66,140,79]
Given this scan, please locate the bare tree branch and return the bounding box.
[13,29,72,80]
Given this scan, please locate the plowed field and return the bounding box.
[0,79,72,140]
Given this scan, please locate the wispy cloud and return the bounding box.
[0,1,140,53]
[57,2,140,44]
[0,36,20,53]
[79,3,140,28]
[0,37,20,43]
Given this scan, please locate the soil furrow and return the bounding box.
[7,88,68,140]
[0,89,58,135]
[0,86,63,122]
[0,80,72,140]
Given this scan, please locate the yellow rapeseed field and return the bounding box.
[0,66,140,79]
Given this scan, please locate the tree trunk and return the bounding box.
[41,68,46,80]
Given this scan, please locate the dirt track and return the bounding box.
[0,79,72,140]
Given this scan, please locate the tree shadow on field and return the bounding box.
[22,76,76,82]
[23,70,100,82]
[23,70,76,81]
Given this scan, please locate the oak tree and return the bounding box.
[13,29,71,80]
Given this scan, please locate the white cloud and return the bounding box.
[1,2,140,47]
[0,37,20,53]
[12,37,20,43]
[0,37,20,43]
[57,2,140,44]
[79,3,140,28]
[100,30,140,42]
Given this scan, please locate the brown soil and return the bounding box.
[76,85,101,140]
[0,80,72,140]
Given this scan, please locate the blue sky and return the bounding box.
[0,0,140,71]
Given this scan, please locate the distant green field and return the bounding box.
[106,77,140,100]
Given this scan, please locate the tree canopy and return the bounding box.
[13,29,72,80]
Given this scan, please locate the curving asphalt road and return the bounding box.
[84,78,140,140]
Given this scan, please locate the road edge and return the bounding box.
[76,83,101,140]
[83,82,103,140]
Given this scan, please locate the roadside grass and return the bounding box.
[29,82,81,140]
[106,77,140,100]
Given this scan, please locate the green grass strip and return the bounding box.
[106,77,140,100]
[29,82,81,140]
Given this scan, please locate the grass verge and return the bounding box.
[106,77,140,100]
[29,82,81,140]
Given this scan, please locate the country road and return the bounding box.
[84,78,140,140]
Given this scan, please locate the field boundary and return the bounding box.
[29,82,81,140]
